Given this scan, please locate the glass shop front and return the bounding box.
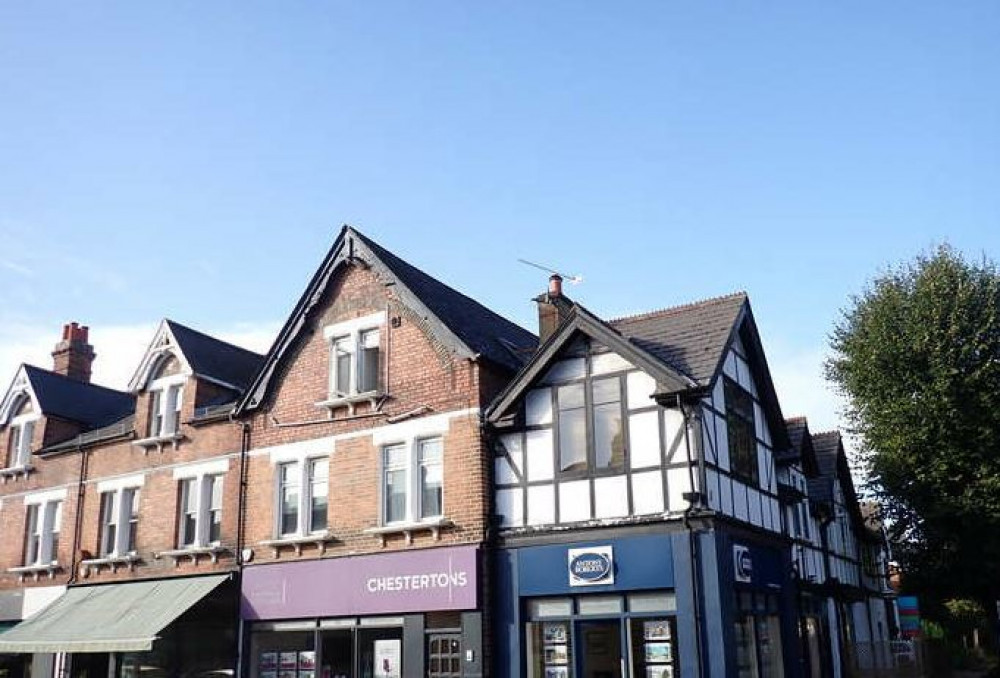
[241,546,479,678]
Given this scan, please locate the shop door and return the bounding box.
[577,620,622,678]
[427,633,461,678]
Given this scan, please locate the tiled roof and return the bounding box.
[165,320,265,392]
[353,230,537,371]
[779,416,809,462]
[608,292,747,385]
[23,365,135,430]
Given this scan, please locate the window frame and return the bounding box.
[552,369,629,480]
[23,499,62,567]
[148,374,185,439]
[323,312,386,401]
[724,377,759,486]
[274,456,330,538]
[6,409,38,469]
[99,486,141,557]
[380,436,445,526]
[176,473,224,549]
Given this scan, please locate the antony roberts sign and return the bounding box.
[568,546,614,587]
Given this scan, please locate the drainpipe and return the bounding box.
[231,415,252,678]
[675,393,706,678]
[67,445,89,586]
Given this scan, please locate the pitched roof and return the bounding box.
[23,365,134,430]
[165,320,264,392]
[608,293,747,385]
[351,230,537,371]
[238,226,537,413]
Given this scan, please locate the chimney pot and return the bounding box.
[548,274,563,298]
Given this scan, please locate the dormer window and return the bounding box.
[319,312,386,411]
[150,382,183,437]
[4,395,37,470]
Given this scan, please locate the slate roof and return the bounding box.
[352,230,537,371]
[608,292,747,385]
[165,320,265,392]
[23,365,135,430]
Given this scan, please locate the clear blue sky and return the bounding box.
[1,2,998,431]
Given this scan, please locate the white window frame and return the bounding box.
[274,456,329,538]
[174,469,225,549]
[380,437,444,526]
[6,410,38,469]
[23,493,64,567]
[323,312,386,399]
[98,483,142,557]
[148,374,185,439]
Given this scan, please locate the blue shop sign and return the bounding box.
[517,535,674,596]
[731,541,783,589]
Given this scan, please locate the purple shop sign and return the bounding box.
[241,545,478,620]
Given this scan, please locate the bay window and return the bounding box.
[276,457,329,537]
[381,438,444,525]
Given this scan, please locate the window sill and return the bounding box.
[0,464,34,482]
[315,391,384,416]
[260,531,337,558]
[7,562,62,582]
[80,552,140,576]
[364,517,453,547]
[154,544,227,567]
[132,432,185,454]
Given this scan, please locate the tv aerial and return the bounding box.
[517,259,584,286]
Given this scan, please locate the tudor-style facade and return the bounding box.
[487,279,798,678]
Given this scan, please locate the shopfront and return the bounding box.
[494,533,700,678]
[240,545,481,678]
[723,537,797,678]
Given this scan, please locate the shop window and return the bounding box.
[276,458,329,537]
[725,378,758,485]
[380,438,444,525]
[23,500,61,566]
[628,617,678,678]
[556,376,626,476]
[735,592,785,678]
[99,487,140,556]
[177,474,223,548]
[526,621,572,678]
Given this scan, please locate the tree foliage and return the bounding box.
[827,245,1000,603]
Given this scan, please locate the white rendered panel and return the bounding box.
[748,488,762,526]
[701,414,717,465]
[663,409,686,464]
[723,352,737,380]
[770,498,781,533]
[526,429,554,482]
[594,476,628,519]
[631,471,664,515]
[495,457,518,486]
[496,488,523,527]
[542,358,585,384]
[628,411,661,468]
[525,389,553,426]
[500,433,524,478]
[527,485,555,526]
[626,371,657,409]
[715,412,730,471]
[705,469,719,510]
[736,355,751,391]
[666,467,691,513]
[712,377,725,408]
[722,476,734,515]
[559,480,591,523]
[733,482,748,522]
[592,353,633,376]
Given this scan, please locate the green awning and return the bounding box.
[0,575,228,654]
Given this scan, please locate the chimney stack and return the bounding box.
[535,274,570,344]
[52,322,95,383]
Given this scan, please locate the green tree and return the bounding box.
[826,245,1000,612]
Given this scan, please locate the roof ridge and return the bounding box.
[786,415,808,423]
[23,364,133,397]
[607,291,747,324]
[165,319,266,358]
[812,429,841,438]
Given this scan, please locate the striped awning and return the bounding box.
[0,574,228,654]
